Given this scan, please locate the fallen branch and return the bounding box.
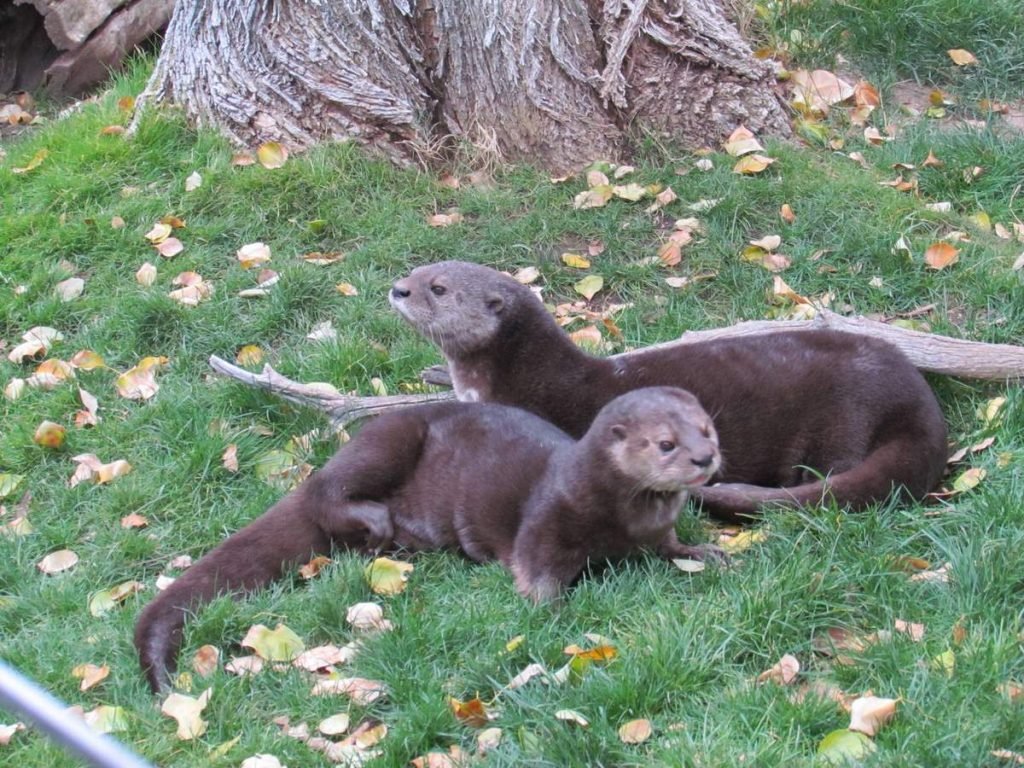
[628,308,1024,379]
[208,356,453,429]
[210,310,1022,427]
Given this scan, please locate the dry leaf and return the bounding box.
[507,662,546,689]
[224,655,264,677]
[346,602,393,631]
[574,274,604,301]
[427,212,463,227]
[88,580,143,616]
[55,278,84,302]
[83,705,129,735]
[365,557,414,595]
[568,324,603,349]
[4,378,26,401]
[37,549,79,574]
[72,663,110,691]
[69,454,132,487]
[161,688,212,740]
[301,251,346,265]
[237,242,271,269]
[847,695,898,736]
[750,234,782,251]
[240,756,284,768]
[0,723,25,745]
[910,562,951,584]
[573,186,613,209]
[555,709,589,727]
[894,619,925,642]
[780,204,796,223]
[618,718,652,744]
[992,750,1024,765]
[136,262,157,286]
[723,125,764,156]
[757,653,800,685]
[33,420,66,449]
[256,141,288,168]
[924,242,959,270]
[449,697,492,727]
[8,326,63,363]
[120,513,148,529]
[191,645,220,677]
[612,183,646,201]
[145,222,171,244]
[477,727,502,755]
[298,555,330,579]
[947,49,978,66]
[12,148,48,174]
[672,558,706,573]
[791,69,855,114]
[318,713,351,736]
[236,345,263,366]
[115,356,167,400]
[293,643,357,671]
[718,528,767,554]
[184,171,202,192]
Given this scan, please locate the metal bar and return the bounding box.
[0,659,153,768]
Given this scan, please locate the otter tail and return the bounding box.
[134,490,330,693]
[693,436,947,523]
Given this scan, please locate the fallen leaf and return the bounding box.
[55,278,84,302]
[646,186,678,213]
[298,555,330,579]
[301,251,345,265]
[232,152,256,166]
[8,326,63,364]
[155,238,184,258]
[224,655,264,677]
[293,643,357,671]
[750,234,782,251]
[894,619,925,642]
[618,718,652,744]
[791,69,855,114]
[257,141,288,169]
[83,705,129,735]
[723,125,764,156]
[306,321,336,342]
[757,653,800,685]
[161,688,212,740]
[718,528,767,553]
[192,645,220,677]
[952,467,985,493]
[573,186,613,209]
[184,171,202,192]
[240,756,284,768]
[318,713,351,736]
[982,396,1006,427]
[992,749,1024,765]
[924,242,959,270]
[88,580,143,616]
[568,325,603,349]
[12,148,48,174]
[507,663,546,689]
[427,212,463,227]
[450,697,492,727]
[37,549,79,574]
[612,183,646,201]
[241,623,305,662]
[145,222,171,244]
[0,723,25,745]
[930,649,956,677]
[69,454,132,487]
[72,663,110,691]
[910,562,951,584]
[780,204,796,223]
[70,351,104,371]
[33,420,66,449]
[136,262,157,286]
[237,242,271,269]
[236,345,263,366]
[672,558,706,573]
[346,602,393,632]
[733,154,775,174]
[574,274,604,301]
[817,729,876,765]
[115,356,167,400]
[561,253,591,269]
[947,48,978,66]
[477,727,502,755]
[848,695,898,736]
[310,677,387,705]
[336,282,359,296]
[555,709,589,727]
[4,379,26,401]
[120,513,148,529]
[365,557,414,595]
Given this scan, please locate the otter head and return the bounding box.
[389,261,525,357]
[598,387,721,494]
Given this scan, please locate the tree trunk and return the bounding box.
[136,0,790,171]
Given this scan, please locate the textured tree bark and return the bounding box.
[209,313,1024,429]
[134,0,791,171]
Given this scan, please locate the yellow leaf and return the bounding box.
[947,48,978,66]
[161,688,212,740]
[70,350,105,370]
[817,729,876,764]
[336,282,359,296]
[555,709,589,727]
[561,253,591,269]
[83,705,129,735]
[968,211,992,231]
[930,649,956,677]
[12,148,49,174]
[723,125,764,156]
[310,677,387,705]
[365,556,414,595]
[733,154,775,174]
[256,141,288,169]
[236,345,263,366]
[0,474,25,500]
[982,396,1006,427]
[427,211,464,227]
[298,555,331,580]
[951,467,985,493]
[573,186,613,209]
[301,250,346,265]
[612,183,646,201]
[88,580,143,616]
[71,663,110,692]
[718,528,767,553]
[33,420,66,449]
[780,204,796,223]
[241,623,305,662]
[191,645,220,677]
[574,274,604,301]
[618,718,652,744]
[923,242,959,270]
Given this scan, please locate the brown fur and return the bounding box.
[135,388,719,692]
[390,260,949,520]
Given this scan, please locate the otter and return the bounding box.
[135,387,721,693]
[389,261,949,520]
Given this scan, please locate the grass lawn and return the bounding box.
[2,3,1024,765]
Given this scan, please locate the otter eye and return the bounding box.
[430,284,447,296]
[700,424,712,438]
[658,440,676,454]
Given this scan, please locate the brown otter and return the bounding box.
[389,261,949,520]
[135,387,721,693]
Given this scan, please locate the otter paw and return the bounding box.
[672,543,730,566]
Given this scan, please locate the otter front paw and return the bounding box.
[669,542,730,566]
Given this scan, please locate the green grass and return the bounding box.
[2,42,1024,767]
[756,0,1024,102]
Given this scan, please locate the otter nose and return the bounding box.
[691,453,716,469]
[391,279,412,299]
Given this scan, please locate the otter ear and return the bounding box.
[485,292,504,314]
[611,424,627,440]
